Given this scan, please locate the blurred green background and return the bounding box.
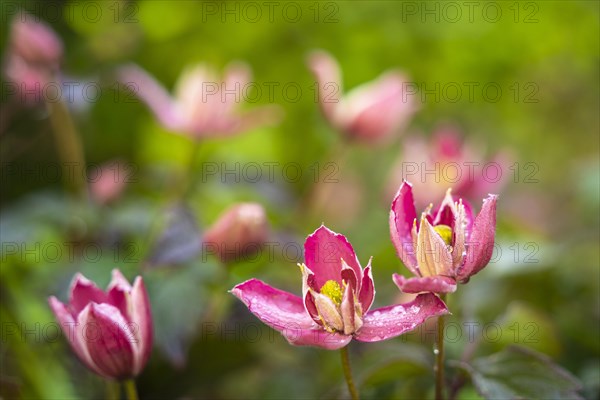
[1,1,598,399]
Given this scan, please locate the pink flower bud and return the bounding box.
[10,12,63,67]
[203,203,269,263]
[48,270,153,380]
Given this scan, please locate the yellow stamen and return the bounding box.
[320,280,343,306]
[433,224,453,246]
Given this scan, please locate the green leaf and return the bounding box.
[455,345,583,400]
[144,259,221,367]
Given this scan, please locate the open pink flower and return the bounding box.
[386,126,511,207]
[390,181,497,294]
[48,270,153,380]
[232,225,448,350]
[308,50,417,145]
[117,62,281,139]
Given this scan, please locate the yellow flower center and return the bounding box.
[433,224,453,246]
[320,280,343,306]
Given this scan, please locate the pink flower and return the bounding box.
[203,202,269,263]
[48,270,153,380]
[117,62,281,139]
[390,181,498,294]
[89,160,130,205]
[231,225,448,350]
[308,50,417,145]
[10,12,63,67]
[4,12,63,105]
[386,126,511,207]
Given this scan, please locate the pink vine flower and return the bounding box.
[117,62,281,139]
[386,126,511,207]
[48,270,153,380]
[308,49,417,145]
[390,180,498,294]
[232,225,448,350]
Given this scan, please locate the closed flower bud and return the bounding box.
[48,270,153,380]
[203,202,269,263]
[10,12,63,67]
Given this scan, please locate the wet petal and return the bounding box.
[390,181,419,273]
[231,279,315,333]
[393,273,457,294]
[285,328,352,350]
[304,225,362,289]
[355,293,449,342]
[452,200,467,267]
[231,279,350,350]
[458,194,498,281]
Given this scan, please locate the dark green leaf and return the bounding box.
[455,345,583,400]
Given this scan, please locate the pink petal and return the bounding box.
[69,273,107,316]
[218,105,283,137]
[285,328,352,350]
[390,181,419,273]
[416,216,453,277]
[433,190,457,228]
[341,283,355,335]
[82,303,136,380]
[343,72,414,143]
[49,297,106,377]
[358,263,375,312]
[116,64,180,131]
[393,273,457,294]
[462,198,475,239]
[457,194,498,281]
[341,259,359,292]
[231,279,350,350]
[107,269,133,322]
[307,49,342,122]
[355,293,449,342]
[300,265,320,323]
[304,225,362,290]
[130,277,153,376]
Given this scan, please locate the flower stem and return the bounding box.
[435,293,447,400]
[105,380,120,400]
[340,346,359,400]
[45,79,88,201]
[123,379,138,400]
[177,139,202,200]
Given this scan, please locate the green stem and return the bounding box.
[106,380,120,400]
[435,294,447,400]
[177,139,202,200]
[123,379,138,400]
[340,346,359,400]
[45,78,88,202]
